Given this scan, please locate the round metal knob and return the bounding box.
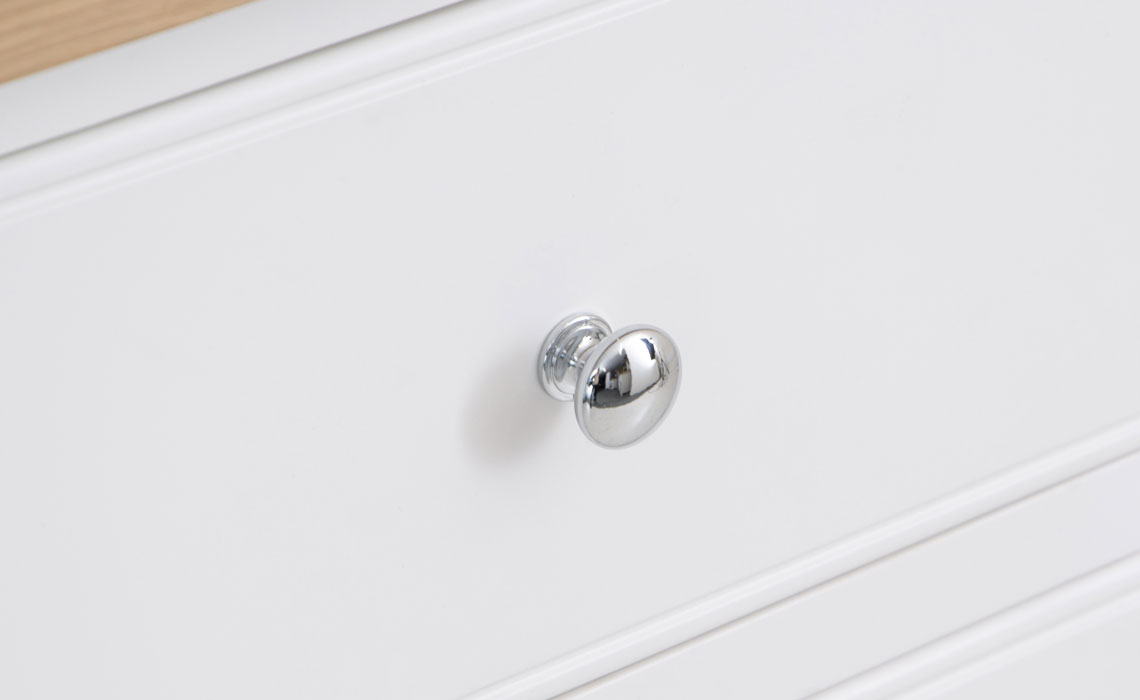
[538,312,681,448]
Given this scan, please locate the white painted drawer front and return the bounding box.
[0,0,464,156]
[2,1,1139,698]
[568,452,1140,699]
[914,588,1140,700]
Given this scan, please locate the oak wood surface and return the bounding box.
[0,0,256,84]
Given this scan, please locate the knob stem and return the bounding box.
[537,313,612,400]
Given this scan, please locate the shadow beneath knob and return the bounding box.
[463,348,562,467]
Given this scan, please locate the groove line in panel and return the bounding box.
[469,420,1140,700]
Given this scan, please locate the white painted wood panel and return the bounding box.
[0,0,462,155]
[911,588,1140,699]
[2,1,1139,698]
[0,0,665,207]
[820,553,1140,700]
[564,452,1140,699]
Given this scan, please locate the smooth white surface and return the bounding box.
[566,452,1140,699]
[471,420,1140,700]
[0,0,663,209]
[910,587,1140,700]
[821,552,1140,700]
[2,0,1140,698]
[0,0,460,155]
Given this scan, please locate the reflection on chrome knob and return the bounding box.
[538,312,681,448]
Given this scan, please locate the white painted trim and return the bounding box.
[896,578,1140,699]
[465,417,1140,699]
[0,0,462,156]
[0,0,668,223]
[561,448,1140,700]
[823,555,1140,700]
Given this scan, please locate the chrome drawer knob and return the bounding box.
[538,313,681,448]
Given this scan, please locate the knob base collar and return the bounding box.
[537,313,612,401]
